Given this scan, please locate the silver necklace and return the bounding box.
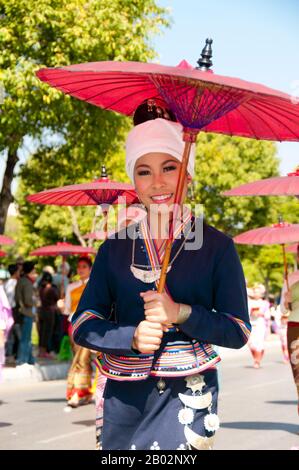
[130,220,195,284]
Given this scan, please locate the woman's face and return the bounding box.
[77,261,91,280]
[133,152,190,213]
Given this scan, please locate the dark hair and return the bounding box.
[39,272,53,288]
[8,264,19,276]
[133,99,177,127]
[22,261,36,275]
[77,256,93,269]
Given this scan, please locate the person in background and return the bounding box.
[247,284,271,369]
[63,256,94,407]
[0,284,13,382]
[15,261,38,366]
[4,264,22,364]
[274,302,289,364]
[38,272,60,359]
[280,245,299,414]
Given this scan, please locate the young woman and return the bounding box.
[71,101,250,450]
[64,256,94,407]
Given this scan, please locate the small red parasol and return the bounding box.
[30,242,96,257]
[27,165,138,206]
[27,165,139,241]
[30,242,96,297]
[234,221,299,290]
[0,250,7,257]
[223,168,299,197]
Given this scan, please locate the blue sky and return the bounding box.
[154,0,299,174]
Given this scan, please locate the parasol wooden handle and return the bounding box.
[103,209,108,240]
[157,140,193,293]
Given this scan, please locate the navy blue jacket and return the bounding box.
[72,222,250,357]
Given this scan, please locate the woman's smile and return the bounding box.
[150,193,174,203]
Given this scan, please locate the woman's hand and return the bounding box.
[132,320,164,354]
[140,290,180,326]
[57,298,65,311]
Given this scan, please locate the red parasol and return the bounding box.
[30,242,96,297]
[27,165,138,206]
[0,235,15,245]
[234,221,299,290]
[223,168,299,197]
[30,242,96,257]
[27,165,138,241]
[36,39,299,292]
[0,250,7,257]
[36,54,299,142]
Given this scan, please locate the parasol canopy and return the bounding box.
[27,165,138,206]
[30,242,96,257]
[234,221,299,291]
[234,222,299,246]
[0,235,15,245]
[37,44,299,142]
[223,168,299,197]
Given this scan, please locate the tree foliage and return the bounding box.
[0,0,170,232]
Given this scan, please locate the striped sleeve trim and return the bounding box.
[223,313,251,342]
[72,309,106,336]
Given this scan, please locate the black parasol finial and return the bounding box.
[101,164,108,178]
[196,38,213,71]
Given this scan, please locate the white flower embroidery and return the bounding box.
[204,413,220,432]
[150,441,160,450]
[130,444,137,450]
[178,407,194,425]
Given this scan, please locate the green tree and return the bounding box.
[193,133,279,235]
[0,0,169,233]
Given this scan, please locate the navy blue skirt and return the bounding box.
[101,369,219,450]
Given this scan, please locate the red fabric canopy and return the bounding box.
[234,222,299,246]
[30,242,96,257]
[37,60,299,141]
[224,168,299,197]
[27,179,138,206]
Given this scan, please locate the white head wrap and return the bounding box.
[125,118,195,182]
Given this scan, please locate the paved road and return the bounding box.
[0,339,298,450]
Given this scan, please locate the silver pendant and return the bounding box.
[157,378,166,395]
[130,265,171,283]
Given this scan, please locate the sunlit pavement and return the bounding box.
[0,337,298,450]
